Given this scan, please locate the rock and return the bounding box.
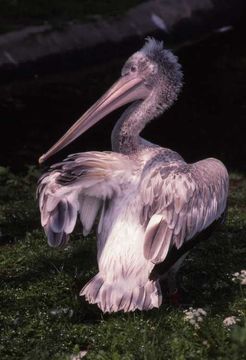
[0,0,245,73]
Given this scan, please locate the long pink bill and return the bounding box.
[39,74,149,164]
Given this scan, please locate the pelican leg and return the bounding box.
[157,253,188,306]
[167,253,187,292]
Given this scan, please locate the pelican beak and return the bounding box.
[39,74,149,163]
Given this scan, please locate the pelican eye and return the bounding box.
[130,65,137,73]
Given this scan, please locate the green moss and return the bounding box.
[0,168,245,359]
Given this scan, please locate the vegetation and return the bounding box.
[0,167,245,360]
[0,0,142,33]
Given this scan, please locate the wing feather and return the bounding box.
[141,158,229,263]
[79,195,101,236]
[37,151,137,247]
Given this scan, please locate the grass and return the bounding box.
[0,0,142,33]
[0,166,246,360]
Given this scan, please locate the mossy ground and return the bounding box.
[0,167,245,360]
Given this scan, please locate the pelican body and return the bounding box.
[37,38,229,312]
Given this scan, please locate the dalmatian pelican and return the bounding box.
[37,38,229,312]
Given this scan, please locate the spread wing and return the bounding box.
[140,158,229,264]
[37,151,137,247]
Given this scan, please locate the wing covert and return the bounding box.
[37,151,137,247]
[140,158,229,264]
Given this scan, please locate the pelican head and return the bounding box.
[39,38,183,164]
[121,37,183,103]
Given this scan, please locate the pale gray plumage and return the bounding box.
[141,158,228,264]
[37,38,229,312]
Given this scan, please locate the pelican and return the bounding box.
[37,38,229,312]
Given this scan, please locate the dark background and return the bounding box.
[0,2,245,173]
